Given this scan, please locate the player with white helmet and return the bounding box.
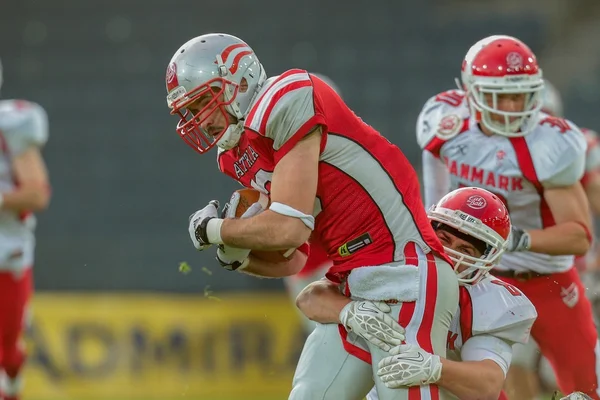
[0,58,51,400]
[417,34,600,398]
[165,33,459,400]
[296,187,536,400]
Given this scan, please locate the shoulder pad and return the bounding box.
[468,276,537,345]
[528,115,586,186]
[0,100,48,155]
[245,69,321,161]
[416,90,470,156]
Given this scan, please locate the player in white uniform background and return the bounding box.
[0,58,51,400]
[296,187,537,400]
[505,80,600,400]
[416,35,600,398]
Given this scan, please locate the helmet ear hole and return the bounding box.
[239,78,248,93]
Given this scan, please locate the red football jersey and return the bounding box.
[218,69,447,281]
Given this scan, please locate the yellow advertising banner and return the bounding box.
[23,292,306,400]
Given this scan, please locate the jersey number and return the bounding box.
[490,279,522,297]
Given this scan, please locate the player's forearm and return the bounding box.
[220,210,311,250]
[437,358,504,400]
[296,280,348,323]
[528,222,590,256]
[1,185,50,212]
[241,250,307,278]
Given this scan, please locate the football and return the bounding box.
[230,188,297,262]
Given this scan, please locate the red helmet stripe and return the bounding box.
[221,43,247,63]
[229,50,253,74]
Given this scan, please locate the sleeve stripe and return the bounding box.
[246,71,310,132]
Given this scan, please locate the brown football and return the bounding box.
[231,188,297,262]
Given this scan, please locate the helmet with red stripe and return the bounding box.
[428,187,511,284]
[460,35,544,137]
[165,33,267,154]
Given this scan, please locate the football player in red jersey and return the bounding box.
[165,33,459,400]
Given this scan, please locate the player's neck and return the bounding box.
[477,123,495,137]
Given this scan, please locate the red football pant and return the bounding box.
[0,269,32,380]
[499,267,600,399]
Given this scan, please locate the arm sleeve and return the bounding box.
[460,334,513,377]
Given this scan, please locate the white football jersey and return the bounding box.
[417,89,587,273]
[447,275,537,360]
[366,275,536,400]
[0,100,48,272]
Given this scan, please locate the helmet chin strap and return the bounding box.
[218,65,269,151]
[216,121,244,150]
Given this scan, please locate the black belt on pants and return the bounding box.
[491,269,550,281]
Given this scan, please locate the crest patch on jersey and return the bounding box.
[437,114,462,138]
[466,195,487,210]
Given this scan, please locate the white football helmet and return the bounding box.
[459,35,544,137]
[428,187,511,285]
[541,79,564,117]
[165,33,267,154]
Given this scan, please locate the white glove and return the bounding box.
[507,226,531,252]
[339,301,405,352]
[188,200,219,251]
[377,343,442,388]
[216,200,266,271]
[216,245,251,271]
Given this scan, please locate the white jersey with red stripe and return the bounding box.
[365,275,536,400]
[448,275,536,366]
[0,99,48,272]
[218,69,449,282]
[417,89,586,274]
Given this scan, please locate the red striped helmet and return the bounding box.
[165,33,267,154]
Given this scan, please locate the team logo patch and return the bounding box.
[466,195,487,210]
[166,62,179,90]
[437,114,462,137]
[506,52,523,70]
[561,283,579,308]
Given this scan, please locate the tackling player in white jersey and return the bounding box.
[296,187,536,400]
[416,35,600,398]
[506,80,600,400]
[0,59,51,400]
